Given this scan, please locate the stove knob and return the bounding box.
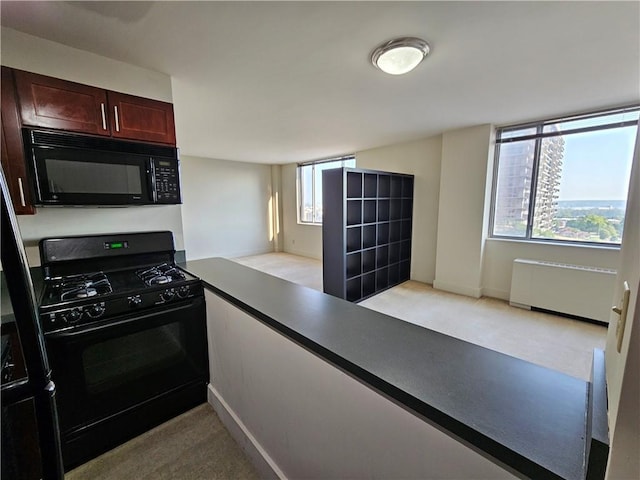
[129,296,142,308]
[176,286,190,298]
[65,308,82,324]
[87,304,105,319]
[161,289,175,302]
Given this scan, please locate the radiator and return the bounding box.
[510,259,617,323]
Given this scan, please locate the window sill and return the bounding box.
[297,221,322,227]
[486,237,621,251]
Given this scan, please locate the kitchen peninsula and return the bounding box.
[183,257,607,480]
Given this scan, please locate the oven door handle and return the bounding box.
[45,300,202,339]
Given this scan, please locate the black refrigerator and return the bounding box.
[1,167,64,479]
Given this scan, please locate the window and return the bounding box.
[491,106,638,245]
[298,156,355,224]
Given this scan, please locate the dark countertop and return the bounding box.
[183,257,589,480]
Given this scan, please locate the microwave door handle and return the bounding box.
[31,159,44,203]
[149,158,158,203]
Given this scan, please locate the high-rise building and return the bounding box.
[493,130,564,236]
[534,135,564,232]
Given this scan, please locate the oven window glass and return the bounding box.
[82,323,185,395]
[44,158,142,195]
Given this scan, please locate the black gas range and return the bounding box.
[37,231,208,470]
[40,257,202,334]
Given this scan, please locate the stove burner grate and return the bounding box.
[55,272,113,301]
[136,263,186,287]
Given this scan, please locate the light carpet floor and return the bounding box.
[65,404,259,480]
[233,252,606,381]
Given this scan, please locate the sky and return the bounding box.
[557,124,637,201]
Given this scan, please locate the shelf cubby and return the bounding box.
[389,242,400,264]
[401,220,412,240]
[363,225,376,249]
[400,240,411,261]
[377,200,390,222]
[390,221,401,242]
[399,260,410,281]
[390,199,401,220]
[364,173,377,198]
[378,175,390,198]
[402,176,414,198]
[389,263,399,285]
[363,200,377,224]
[376,245,389,268]
[402,199,413,219]
[377,222,389,245]
[347,200,362,226]
[362,272,376,297]
[346,252,361,278]
[346,172,362,198]
[346,227,361,252]
[391,176,402,198]
[376,267,389,290]
[323,167,414,302]
[362,249,376,273]
[346,278,361,302]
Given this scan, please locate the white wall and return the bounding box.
[434,125,495,298]
[1,28,185,265]
[205,290,516,479]
[356,137,442,283]
[17,205,185,266]
[180,155,274,260]
[604,131,639,479]
[0,28,172,102]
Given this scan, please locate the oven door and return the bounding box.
[44,297,208,438]
[30,145,153,205]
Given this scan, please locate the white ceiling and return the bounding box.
[1,1,639,164]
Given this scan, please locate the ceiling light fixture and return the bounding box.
[371,37,431,75]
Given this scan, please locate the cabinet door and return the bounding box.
[108,92,176,145]
[1,67,35,215]
[14,70,109,136]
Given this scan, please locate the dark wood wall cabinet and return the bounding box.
[323,167,414,302]
[13,69,176,145]
[1,67,35,215]
[0,66,178,214]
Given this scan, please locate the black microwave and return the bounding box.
[23,128,181,206]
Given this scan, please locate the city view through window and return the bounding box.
[299,157,355,223]
[492,109,638,244]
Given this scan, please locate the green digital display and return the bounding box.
[159,161,171,167]
[104,241,128,250]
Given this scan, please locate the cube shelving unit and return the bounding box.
[322,167,414,302]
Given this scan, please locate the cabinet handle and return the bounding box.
[100,103,107,130]
[114,106,120,132]
[18,177,26,207]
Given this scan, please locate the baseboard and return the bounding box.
[207,384,286,480]
[433,280,482,298]
[283,246,321,260]
[187,248,275,261]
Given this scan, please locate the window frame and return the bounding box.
[489,105,639,247]
[297,155,355,225]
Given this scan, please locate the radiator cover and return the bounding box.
[510,259,617,323]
